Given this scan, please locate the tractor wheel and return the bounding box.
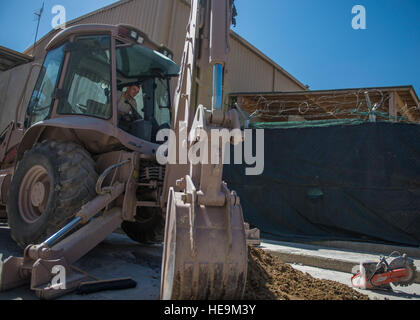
[7,141,98,248]
[121,207,165,244]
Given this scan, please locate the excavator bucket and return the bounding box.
[161,185,247,300]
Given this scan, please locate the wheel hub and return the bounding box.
[18,165,50,223]
[30,181,46,207]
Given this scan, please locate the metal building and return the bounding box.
[0,0,306,132]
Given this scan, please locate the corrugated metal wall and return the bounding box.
[228,36,274,92]
[0,0,305,131]
[0,63,39,132]
[30,0,305,92]
[31,0,169,60]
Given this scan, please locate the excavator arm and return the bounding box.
[163,0,238,200]
[172,0,235,125]
[160,0,249,300]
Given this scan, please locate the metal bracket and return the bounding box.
[181,175,198,257]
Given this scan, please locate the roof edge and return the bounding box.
[0,45,33,61]
[231,85,420,107]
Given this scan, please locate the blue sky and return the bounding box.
[0,0,115,51]
[0,0,419,93]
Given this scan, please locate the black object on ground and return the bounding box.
[77,278,137,295]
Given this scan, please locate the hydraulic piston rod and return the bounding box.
[44,181,125,247]
[44,216,83,247]
[212,64,224,110]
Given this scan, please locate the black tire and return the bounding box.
[121,207,165,244]
[7,141,98,248]
[0,206,6,220]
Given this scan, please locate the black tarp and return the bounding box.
[224,121,420,247]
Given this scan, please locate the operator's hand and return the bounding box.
[122,114,133,122]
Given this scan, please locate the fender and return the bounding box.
[17,116,160,160]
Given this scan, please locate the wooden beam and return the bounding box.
[409,88,420,110]
[230,87,420,123]
[389,92,398,122]
[395,91,417,123]
[304,94,339,120]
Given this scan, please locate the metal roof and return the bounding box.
[23,0,307,91]
[0,46,33,72]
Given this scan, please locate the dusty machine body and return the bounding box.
[0,24,179,247]
[0,0,255,299]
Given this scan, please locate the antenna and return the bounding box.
[32,1,45,56]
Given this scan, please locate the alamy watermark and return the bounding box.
[51,5,66,30]
[155,127,265,176]
[51,265,66,290]
[352,5,366,30]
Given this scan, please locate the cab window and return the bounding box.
[57,35,112,119]
[26,45,65,127]
[154,78,171,127]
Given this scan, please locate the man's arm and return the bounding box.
[125,99,142,120]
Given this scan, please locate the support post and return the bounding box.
[389,92,398,122]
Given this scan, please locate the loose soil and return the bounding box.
[244,246,369,300]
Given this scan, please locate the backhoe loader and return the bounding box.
[0,0,251,299]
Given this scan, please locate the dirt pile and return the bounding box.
[244,246,369,300]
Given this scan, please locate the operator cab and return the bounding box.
[115,39,178,142]
[25,25,179,145]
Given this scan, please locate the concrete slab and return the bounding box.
[303,240,420,259]
[260,239,420,284]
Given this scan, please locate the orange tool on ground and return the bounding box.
[351,252,416,290]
